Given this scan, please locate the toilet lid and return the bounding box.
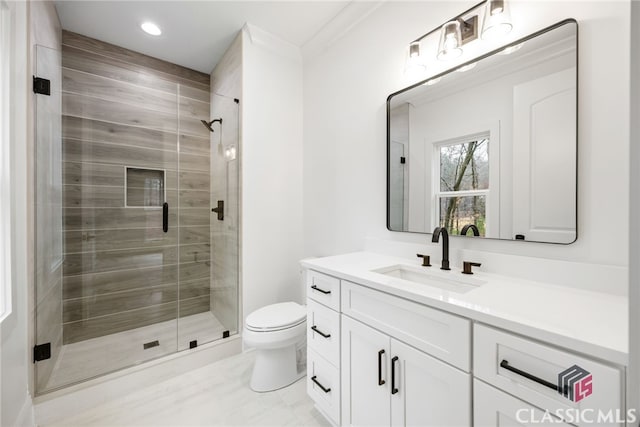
[245,302,306,331]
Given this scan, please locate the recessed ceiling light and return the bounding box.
[141,22,161,36]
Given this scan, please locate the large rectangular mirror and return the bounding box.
[387,20,577,244]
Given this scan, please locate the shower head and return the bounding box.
[201,118,222,133]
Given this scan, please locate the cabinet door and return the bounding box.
[342,316,391,426]
[475,380,572,427]
[390,339,471,426]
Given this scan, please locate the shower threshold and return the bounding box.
[43,311,226,392]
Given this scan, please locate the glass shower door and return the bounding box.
[34,44,181,394]
[176,92,240,348]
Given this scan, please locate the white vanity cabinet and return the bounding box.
[474,379,572,426]
[474,324,623,427]
[306,270,342,425]
[303,266,625,427]
[341,315,471,426]
[338,278,472,426]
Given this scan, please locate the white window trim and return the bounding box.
[429,121,500,236]
[0,0,12,323]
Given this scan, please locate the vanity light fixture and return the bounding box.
[404,0,514,78]
[404,41,426,78]
[141,21,162,36]
[437,21,463,61]
[481,0,513,40]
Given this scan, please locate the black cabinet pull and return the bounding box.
[311,375,331,393]
[391,356,399,394]
[500,360,558,391]
[311,285,331,295]
[162,202,168,232]
[310,326,331,338]
[378,350,386,386]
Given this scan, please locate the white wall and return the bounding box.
[241,24,304,318]
[303,1,630,292]
[1,1,31,425]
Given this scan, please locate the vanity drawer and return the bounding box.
[474,324,623,427]
[307,299,340,367]
[474,379,572,426]
[340,280,470,371]
[306,270,340,310]
[307,348,341,425]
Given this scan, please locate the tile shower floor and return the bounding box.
[46,311,227,390]
[46,351,329,427]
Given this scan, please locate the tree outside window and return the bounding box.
[437,137,489,236]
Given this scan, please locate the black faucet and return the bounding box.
[431,227,450,270]
[460,224,480,236]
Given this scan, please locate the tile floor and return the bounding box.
[45,312,227,391]
[46,350,330,427]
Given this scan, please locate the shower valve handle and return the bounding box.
[212,200,224,221]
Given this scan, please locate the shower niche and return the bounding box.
[33,33,240,394]
[125,167,166,208]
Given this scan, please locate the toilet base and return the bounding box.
[250,345,305,392]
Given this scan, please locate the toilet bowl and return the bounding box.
[243,301,307,392]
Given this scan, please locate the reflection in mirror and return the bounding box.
[387,20,577,244]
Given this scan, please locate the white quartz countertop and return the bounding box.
[301,251,628,366]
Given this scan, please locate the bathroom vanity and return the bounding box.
[302,252,627,427]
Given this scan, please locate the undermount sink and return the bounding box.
[371,264,486,294]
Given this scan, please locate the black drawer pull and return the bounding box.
[500,360,558,391]
[391,356,399,394]
[311,375,331,393]
[378,349,386,386]
[310,325,331,338]
[311,285,331,294]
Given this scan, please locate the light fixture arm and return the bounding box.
[409,0,486,44]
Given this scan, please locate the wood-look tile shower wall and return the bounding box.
[61,31,212,344]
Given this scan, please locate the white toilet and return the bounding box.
[243,301,307,392]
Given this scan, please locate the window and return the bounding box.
[434,135,489,236]
[0,0,11,321]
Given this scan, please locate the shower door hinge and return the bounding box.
[400,157,406,164]
[33,343,51,362]
[234,98,239,104]
[223,330,230,339]
[32,76,51,96]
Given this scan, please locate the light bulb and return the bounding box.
[141,22,162,36]
[437,21,463,61]
[481,0,512,40]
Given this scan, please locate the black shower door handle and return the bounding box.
[163,202,168,232]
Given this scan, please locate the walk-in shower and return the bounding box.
[33,32,240,394]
